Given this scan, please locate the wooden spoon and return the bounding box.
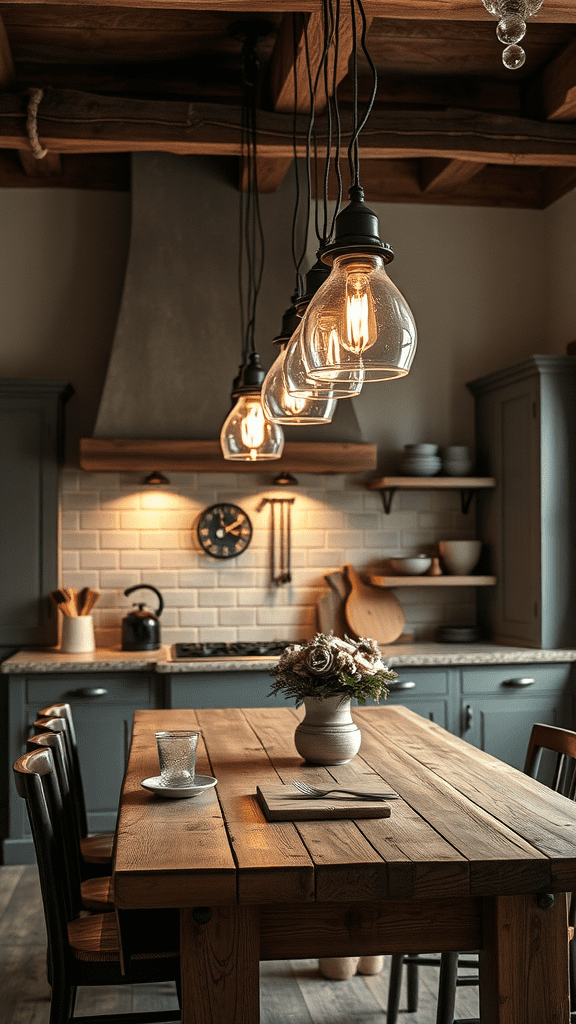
[343,564,405,645]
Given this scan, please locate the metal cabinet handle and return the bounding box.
[387,680,416,691]
[464,704,474,732]
[502,677,535,688]
[69,686,109,698]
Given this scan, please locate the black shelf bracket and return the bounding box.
[378,488,397,514]
[376,486,476,515]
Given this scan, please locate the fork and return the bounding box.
[292,779,398,801]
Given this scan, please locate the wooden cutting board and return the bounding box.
[256,785,392,821]
[343,564,405,645]
[316,571,349,638]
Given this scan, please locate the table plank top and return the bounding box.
[113,706,576,909]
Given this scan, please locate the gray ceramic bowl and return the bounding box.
[389,555,432,576]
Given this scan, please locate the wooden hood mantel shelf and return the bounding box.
[79,438,377,474]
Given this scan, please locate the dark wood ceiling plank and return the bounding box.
[1,12,64,176]
[327,157,544,209]
[0,147,129,186]
[541,165,576,206]
[420,156,487,192]
[534,35,576,120]
[0,1,573,23]
[0,13,15,85]
[2,92,576,167]
[270,9,354,114]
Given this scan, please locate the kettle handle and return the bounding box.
[124,584,164,617]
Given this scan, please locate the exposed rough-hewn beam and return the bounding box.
[270,9,356,114]
[3,92,576,167]
[542,166,576,206]
[239,154,293,193]
[536,36,576,121]
[0,0,573,23]
[0,149,130,188]
[420,157,487,193]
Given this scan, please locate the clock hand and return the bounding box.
[224,516,244,534]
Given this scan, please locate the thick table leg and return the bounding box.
[479,892,569,1024]
[180,906,260,1024]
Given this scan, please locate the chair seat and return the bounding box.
[81,831,114,864]
[68,912,121,962]
[81,874,115,912]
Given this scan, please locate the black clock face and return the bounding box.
[197,503,253,559]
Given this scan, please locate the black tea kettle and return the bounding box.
[122,584,164,651]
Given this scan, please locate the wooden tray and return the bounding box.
[256,785,393,821]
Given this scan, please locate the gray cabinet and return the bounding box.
[459,663,574,770]
[468,356,576,649]
[364,666,457,733]
[0,380,73,648]
[4,671,162,864]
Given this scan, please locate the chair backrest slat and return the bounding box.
[37,703,88,837]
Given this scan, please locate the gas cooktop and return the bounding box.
[171,640,294,660]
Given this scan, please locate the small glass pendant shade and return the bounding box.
[283,322,364,399]
[220,391,284,460]
[220,352,284,461]
[300,252,417,383]
[262,344,337,424]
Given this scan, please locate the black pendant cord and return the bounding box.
[327,0,343,241]
[239,37,266,359]
[291,15,306,298]
[347,0,378,191]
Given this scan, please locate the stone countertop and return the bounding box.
[3,643,576,674]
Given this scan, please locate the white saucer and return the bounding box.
[140,775,217,799]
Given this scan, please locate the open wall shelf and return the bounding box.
[368,574,497,587]
[367,476,496,513]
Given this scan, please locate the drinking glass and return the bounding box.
[155,730,200,787]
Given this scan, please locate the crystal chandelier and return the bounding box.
[481,0,545,69]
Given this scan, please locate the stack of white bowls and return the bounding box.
[399,443,442,476]
[441,446,472,476]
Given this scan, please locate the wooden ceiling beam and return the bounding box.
[533,36,576,121]
[239,153,293,192]
[270,9,357,114]
[0,0,573,23]
[0,14,15,86]
[3,92,576,166]
[420,157,487,193]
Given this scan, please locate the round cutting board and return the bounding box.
[343,564,405,645]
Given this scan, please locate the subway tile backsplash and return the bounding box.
[61,470,478,647]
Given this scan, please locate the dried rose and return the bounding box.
[305,645,338,676]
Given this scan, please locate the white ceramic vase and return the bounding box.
[294,695,361,765]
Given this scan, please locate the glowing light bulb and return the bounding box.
[220,392,284,461]
[300,254,417,383]
[262,345,336,424]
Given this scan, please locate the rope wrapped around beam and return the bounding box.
[26,88,47,159]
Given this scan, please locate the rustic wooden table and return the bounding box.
[113,705,576,1024]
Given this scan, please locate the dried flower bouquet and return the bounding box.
[269,632,398,706]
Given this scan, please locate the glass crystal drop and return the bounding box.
[502,43,526,69]
[497,14,526,43]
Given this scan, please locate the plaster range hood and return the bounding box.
[80,153,376,475]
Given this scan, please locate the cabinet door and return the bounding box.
[461,694,574,771]
[0,382,71,646]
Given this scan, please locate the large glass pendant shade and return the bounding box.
[262,344,337,424]
[283,321,364,399]
[300,252,417,383]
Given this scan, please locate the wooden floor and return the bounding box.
[0,865,479,1023]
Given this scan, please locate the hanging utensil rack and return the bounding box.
[257,497,295,586]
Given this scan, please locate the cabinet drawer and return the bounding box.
[386,669,449,697]
[461,663,572,695]
[26,673,155,707]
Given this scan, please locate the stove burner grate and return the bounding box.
[172,640,295,660]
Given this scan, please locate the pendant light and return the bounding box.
[262,300,337,424]
[298,0,417,384]
[261,8,339,423]
[220,23,284,462]
[481,0,545,70]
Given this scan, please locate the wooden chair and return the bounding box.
[387,722,576,1024]
[36,703,115,867]
[13,746,181,1024]
[28,730,114,913]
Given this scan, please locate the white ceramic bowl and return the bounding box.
[389,555,432,576]
[404,443,438,455]
[438,540,482,576]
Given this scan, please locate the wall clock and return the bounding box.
[196,503,253,559]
